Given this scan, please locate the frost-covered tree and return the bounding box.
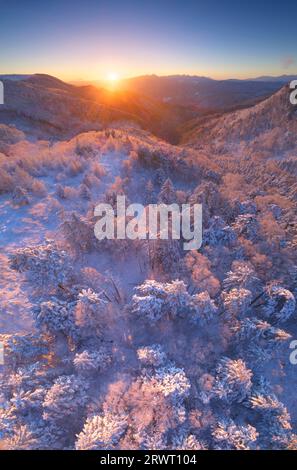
[164,280,194,319]
[0,404,18,438]
[132,280,166,323]
[232,214,259,241]
[73,348,112,375]
[132,280,188,323]
[10,387,47,415]
[137,344,167,368]
[233,317,291,363]
[222,287,252,319]
[0,425,38,450]
[132,279,212,325]
[189,180,222,221]
[263,284,296,323]
[9,240,74,291]
[43,375,89,425]
[213,357,252,403]
[204,216,237,247]
[234,318,274,343]
[223,261,260,291]
[248,393,292,449]
[3,362,46,395]
[75,412,127,450]
[172,432,206,450]
[132,279,217,326]
[184,251,221,297]
[287,435,297,450]
[189,291,218,326]
[21,419,73,450]
[138,430,166,450]
[60,212,97,255]
[33,297,78,339]
[147,364,191,404]
[158,178,175,204]
[75,288,108,337]
[4,334,49,370]
[212,418,258,450]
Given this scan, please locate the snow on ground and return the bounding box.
[0,132,141,334]
[0,123,297,450]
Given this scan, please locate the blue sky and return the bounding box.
[0,0,296,80]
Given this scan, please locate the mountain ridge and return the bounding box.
[184,84,297,159]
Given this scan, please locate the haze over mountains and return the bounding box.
[0,73,296,146]
[120,74,292,109]
[74,73,297,108]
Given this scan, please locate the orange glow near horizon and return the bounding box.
[41,65,293,84]
[103,72,121,90]
[5,64,294,85]
[107,72,119,81]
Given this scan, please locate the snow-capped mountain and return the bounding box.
[184,84,297,159]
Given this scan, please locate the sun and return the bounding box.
[107,72,119,82]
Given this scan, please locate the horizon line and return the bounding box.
[1,71,297,84]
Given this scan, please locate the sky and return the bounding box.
[0,0,297,81]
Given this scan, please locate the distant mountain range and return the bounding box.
[73,74,297,109]
[250,74,297,83]
[119,75,294,110]
[0,73,296,145]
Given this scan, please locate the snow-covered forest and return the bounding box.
[0,77,297,450]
